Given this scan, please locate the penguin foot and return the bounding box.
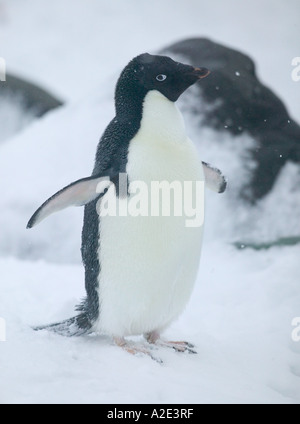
[160,340,197,354]
[113,337,163,363]
[145,331,197,354]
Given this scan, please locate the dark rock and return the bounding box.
[161,38,300,201]
[1,73,63,117]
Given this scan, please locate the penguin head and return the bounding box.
[115,53,210,111]
[132,53,209,102]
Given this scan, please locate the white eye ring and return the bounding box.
[156,74,167,82]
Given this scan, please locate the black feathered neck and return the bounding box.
[114,55,148,122]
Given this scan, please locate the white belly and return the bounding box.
[95,91,204,337]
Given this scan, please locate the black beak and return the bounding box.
[192,67,210,79]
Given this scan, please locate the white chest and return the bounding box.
[95,91,205,337]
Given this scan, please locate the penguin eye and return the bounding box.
[156,74,167,82]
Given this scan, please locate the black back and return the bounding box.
[79,118,146,327]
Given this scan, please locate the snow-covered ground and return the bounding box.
[0,0,299,404]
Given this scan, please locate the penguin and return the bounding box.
[27,53,226,358]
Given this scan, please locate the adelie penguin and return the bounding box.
[27,53,227,358]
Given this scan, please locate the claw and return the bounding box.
[163,341,197,354]
[145,331,197,354]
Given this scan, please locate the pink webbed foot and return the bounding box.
[145,331,197,354]
[113,337,163,363]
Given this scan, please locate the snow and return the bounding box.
[0,0,300,404]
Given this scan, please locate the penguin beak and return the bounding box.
[192,67,210,79]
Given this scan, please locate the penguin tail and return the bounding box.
[33,313,92,337]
